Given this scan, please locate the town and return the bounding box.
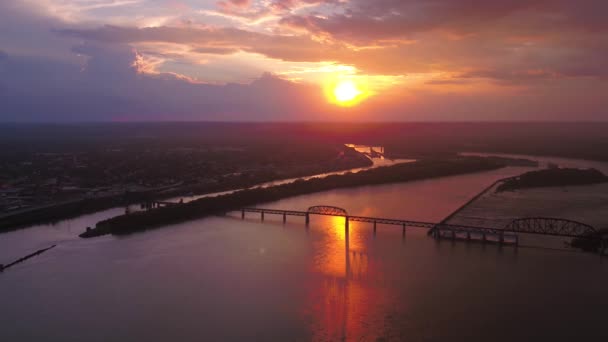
[0,128,370,216]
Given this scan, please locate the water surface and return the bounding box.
[1,157,607,341]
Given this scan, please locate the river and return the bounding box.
[1,152,607,341]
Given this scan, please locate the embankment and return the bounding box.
[1,153,372,234]
[432,176,516,233]
[82,157,506,238]
[496,168,608,192]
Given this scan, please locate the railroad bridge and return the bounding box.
[239,205,606,253]
[240,205,349,225]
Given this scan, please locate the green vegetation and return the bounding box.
[496,168,608,192]
[81,156,505,238]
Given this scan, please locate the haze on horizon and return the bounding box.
[1,1,608,122]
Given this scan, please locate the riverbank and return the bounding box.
[0,150,372,234]
[81,157,507,238]
[429,156,541,233]
[432,176,516,234]
[0,194,138,233]
[4,155,608,342]
[496,168,608,192]
[445,179,608,250]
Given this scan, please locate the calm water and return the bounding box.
[1,157,608,341]
[165,154,414,203]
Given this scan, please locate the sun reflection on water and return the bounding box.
[305,215,384,340]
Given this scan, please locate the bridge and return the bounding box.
[238,205,606,253]
[504,217,596,237]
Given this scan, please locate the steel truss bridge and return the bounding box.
[239,205,605,252]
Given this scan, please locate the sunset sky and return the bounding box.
[1,1,607,121]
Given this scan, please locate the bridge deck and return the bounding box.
[240,207,307,216]
[242,207,509,232]
[239,207,601,240]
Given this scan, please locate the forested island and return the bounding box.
[81,156,507,238]
[496,168,608,192]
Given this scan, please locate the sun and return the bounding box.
[333,80,361,103]
[323,77,369,107]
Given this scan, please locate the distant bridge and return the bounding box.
[238,206,606,252]
[504,217,596,237]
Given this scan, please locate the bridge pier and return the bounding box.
[499,231,505,245]
[466,232,471,241]
[373,221,377,236]
[432,228,440,240]
[241,209,245,219]
[305,213,310,226]
[283,213,286,223]
[345,219,350,256]
[402,224,406,238]
[481,232,487,244]
[261,211,264,221]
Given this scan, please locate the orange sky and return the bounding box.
[1,1,607,121]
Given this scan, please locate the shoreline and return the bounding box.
[81,157,507,238]
[0,155,372,234]
[429,176,516,235]
[443,174,608,253]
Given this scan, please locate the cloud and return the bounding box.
[211,0,334,23]
[54,2,608,81]
[0,43,332,121]
[1,0,608,122]
[2,42,607,122]
[459,69,561,84]
[274,0,608,78]
[6,0,606,82]
[219,0,252,8]
[280,0,608,44]
[56,25,351,63]
[269,0,335,11]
